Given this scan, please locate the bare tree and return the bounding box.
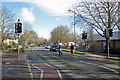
[70,0,119,37]
[20,22,33,44]
[0,6,15,50]
[50,25,74,44]
[20,29,39,45]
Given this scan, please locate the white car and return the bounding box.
[45,45,50,49]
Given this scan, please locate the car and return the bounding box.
[45,44,50,49]
[42,44,45,47]
[50,45,59,51]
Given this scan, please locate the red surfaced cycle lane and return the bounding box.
[31,63,65,80]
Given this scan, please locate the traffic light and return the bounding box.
[17,23,22,33]
[82,33,87,39]
[15,22,22,34]
[109,29,113,37]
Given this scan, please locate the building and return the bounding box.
[87,31,120,54]
[0,31,1,50]
[3,38,18,45]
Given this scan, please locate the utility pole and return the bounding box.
[68,9,76,52]
[73,10,76,51]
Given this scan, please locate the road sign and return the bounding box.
[23,41,26,44]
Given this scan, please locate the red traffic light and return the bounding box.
[109,29,113,37]
[109,29,113,32]
[82,33,87,39]
[18,23,22,26]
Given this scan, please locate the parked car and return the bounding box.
[50,45,59,51]
[45,44,50,49]
[42,44,45,47]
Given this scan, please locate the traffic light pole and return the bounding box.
[107,37,111,58]
[105,28,112,58]
[107,38,110,58]
[15,19,22,60]
[18,34,20,60]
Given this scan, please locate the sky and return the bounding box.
[1,0,79,39]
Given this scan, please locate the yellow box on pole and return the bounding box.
[73,50,75,53]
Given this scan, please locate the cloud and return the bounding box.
[20,7,35,23]
[2,0,80,16]
[56,17,60,21]
[33,0,77,16]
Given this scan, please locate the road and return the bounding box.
[27,47,120,80]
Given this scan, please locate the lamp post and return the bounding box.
[118,2,120,30]
[68,9,76,51]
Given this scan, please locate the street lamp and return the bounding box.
[118,2,120,30]
[68,9,76,51]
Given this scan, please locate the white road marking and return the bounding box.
[44,63,63,80]
[27,60,34,79]
[100,65,119,74]
[57,69,63,80]
[32,64,43,80]
[79,60,119,74]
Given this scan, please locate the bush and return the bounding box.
[8,45,13,48]
[9,47,25,53]
[3,43,14,50]
[61,45,66,48]
[9,48,17,53]
[3,43,9,50]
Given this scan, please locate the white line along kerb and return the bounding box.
[32,64,43,80]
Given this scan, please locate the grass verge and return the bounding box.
[108,57,120,60]
[61,49,86,54]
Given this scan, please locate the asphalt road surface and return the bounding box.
[27,47,120,80]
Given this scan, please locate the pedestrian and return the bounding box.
[70,44,74,54]
[58,45,62,55]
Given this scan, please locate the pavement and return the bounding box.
[87,51,120,59]
[63,48,120,59]
[2,50,31,80]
